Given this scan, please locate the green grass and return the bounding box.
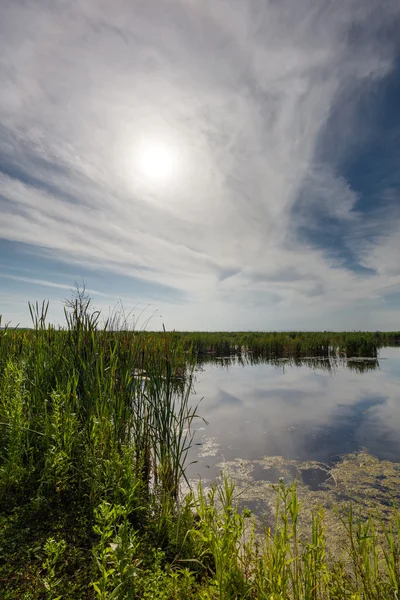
[1,296,400,598]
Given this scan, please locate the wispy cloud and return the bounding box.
[0,273,109,297]
[1,0,399,328]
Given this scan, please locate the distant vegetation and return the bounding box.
[156,330,400,360]
[1,295,400,598]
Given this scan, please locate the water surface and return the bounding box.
[188,348,400,482]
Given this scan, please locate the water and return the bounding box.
[187,347,400,482]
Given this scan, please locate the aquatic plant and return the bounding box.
[159,330,399,360]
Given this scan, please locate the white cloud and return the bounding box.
[0,0,399,328]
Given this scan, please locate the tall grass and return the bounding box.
[0,292,198,508]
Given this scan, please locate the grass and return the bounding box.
[1,293,400,598]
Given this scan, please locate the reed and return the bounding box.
[153,330,400,360]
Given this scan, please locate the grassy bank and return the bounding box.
[1,298,400,598]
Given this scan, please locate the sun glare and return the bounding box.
[137,139,177,183]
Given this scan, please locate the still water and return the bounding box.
[187,347,400,482]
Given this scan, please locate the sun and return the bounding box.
[117,130,187,197]
[136,139,177,184]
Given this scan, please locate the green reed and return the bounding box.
[0,293,198,507]
[153,330,400,360]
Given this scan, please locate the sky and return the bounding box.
[1,0,400,330]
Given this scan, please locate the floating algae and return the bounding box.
[211,450,400,556]
[198,436,220,458]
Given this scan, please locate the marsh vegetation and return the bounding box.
[1,295,400,598]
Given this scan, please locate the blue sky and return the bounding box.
[1,0,400,330]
